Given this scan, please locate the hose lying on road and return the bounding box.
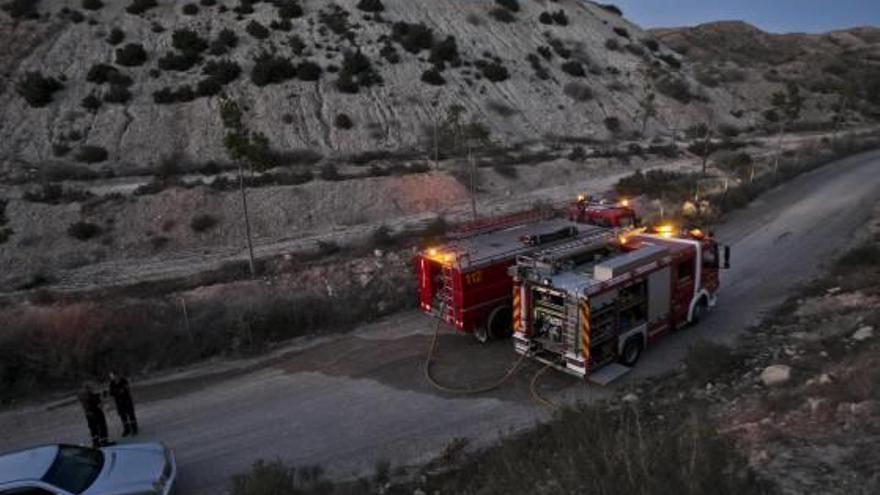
[528,362,558,409]
[424,304,528,395]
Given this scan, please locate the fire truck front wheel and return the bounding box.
[487,305,513,341]
[619,336,644,367]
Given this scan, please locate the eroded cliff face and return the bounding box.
[0,0,738,177]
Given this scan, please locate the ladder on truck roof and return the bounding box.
[517,228,616,267]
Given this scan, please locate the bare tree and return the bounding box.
[462,120,490,221]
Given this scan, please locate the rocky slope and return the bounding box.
[0,0,742,178]
[652,21,880,127]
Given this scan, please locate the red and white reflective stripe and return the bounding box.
[512,282,522,333]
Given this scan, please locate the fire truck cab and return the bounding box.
[415,214,616,343]
[510,226,730,378]
[568,195,638,228]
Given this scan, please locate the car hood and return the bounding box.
[83,443,167,495]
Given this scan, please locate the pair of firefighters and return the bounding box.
[77,372,138,448]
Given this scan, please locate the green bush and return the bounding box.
[429,36,459,66]
[2,0,40,19]
[102,84,131,104]
[246,20,269,39]
[125,0,156,15]
[16,71,63,108]
[356,0,383,12]
[658,53,682,69]
[107,28,125,45]
[67,221,102,240]
[538,11,552,24]
[81,0,102,10]
[612,26,630,38]
[604,116,622,133]
[421,68,445,86]
[656,74,692,104]
[210,28,238,55]
[297,60,322,81]
[334,113,354,130]
[182,3,198,15]
[190,214,218,232]
[335,50,381,93]
[477,60,509,82]
[495,0,519,12]
[561,60,585,77]
[172,28,209,55]
[115,43,147,66]
[203,59,241,84]
[391,21,434,54]
[200,0,216,5]
[598,3,622,15]
[275,0,302,19]
[86,64,132,86]
[251,52,297,86]
[75,145,109,163]
[158,52,201,71]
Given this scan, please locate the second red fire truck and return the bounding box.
[508,225,730,377]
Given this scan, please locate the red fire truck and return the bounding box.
[415,212,617,343]
[509,225,730,378]
[568,195,638,228]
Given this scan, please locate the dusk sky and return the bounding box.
[610,0,880,33]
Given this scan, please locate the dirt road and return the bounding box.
[1,150,878,493]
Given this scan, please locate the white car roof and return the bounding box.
[0,446,58,483]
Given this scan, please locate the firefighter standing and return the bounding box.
[108,371,138,436]
[78,383,110,448]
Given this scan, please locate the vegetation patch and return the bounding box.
[391,21,434,54]
[190,214,219,232]
[2,0,40,19]
[335,50,382,93]
[356,0,383,13]
[67,221,102,240]
[115,43,147,67]
[15,71,63,108]
[125,0,156,15]
[75,145,109,163]
[251,52,297,86]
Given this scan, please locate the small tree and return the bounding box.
[638,91,657,136]
[218,97,278,276]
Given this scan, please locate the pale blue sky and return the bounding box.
[610,0,880,33]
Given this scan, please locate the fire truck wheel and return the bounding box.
[619,337,643,367]
[474,327,490,344]
[690,297,708,325]
[487,306,513,341]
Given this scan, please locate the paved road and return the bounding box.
[1,150,879,494]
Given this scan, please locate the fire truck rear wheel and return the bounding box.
[487,306,513,341]
[619,337,643,367]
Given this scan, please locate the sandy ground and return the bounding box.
[0,149,878,493]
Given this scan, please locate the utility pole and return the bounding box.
[238,162,256,277]
[469,142,477,221]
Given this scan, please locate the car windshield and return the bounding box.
[41,446,104,494]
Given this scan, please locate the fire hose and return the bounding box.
[424,303,528,395]
[423,303,559,409]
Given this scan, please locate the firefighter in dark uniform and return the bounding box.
[108,371,138,436]
[78,383,110,448]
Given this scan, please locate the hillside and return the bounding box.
[0,0,742,178]
[652,21,880,127]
